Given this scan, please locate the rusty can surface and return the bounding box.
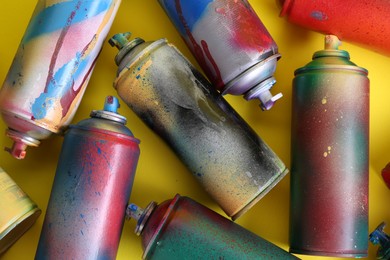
[290,35,369,257]
[278,0,390,56]
[109,33,288,220]
[0,0,122,159]
[35,96,140,260]
[158,0,282,110]
[126,194,299,259]
[0,167,41,255]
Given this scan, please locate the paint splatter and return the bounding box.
[311,11,328,21]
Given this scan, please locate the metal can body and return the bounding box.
[111,35,288,220]
[290,36,369,257]
[0,167,41,254]
[0,0,121,159]
[35,97,140,260]
[128,194,298,259]
[158,0,282,109]
[279,0,390,56]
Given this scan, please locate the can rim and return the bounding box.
[143,194,181,259]
[289,247,368,258]
[114,39,168,89]
[295,64,368,75]
[90,110,127,125]
[68,124,141,144]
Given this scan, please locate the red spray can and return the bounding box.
[278,0,390,56]
[35,96,140,260]
[126,194,299,259]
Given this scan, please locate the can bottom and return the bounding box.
[0,207,41,254]
[231,167,289,221]
[289,247,368,258]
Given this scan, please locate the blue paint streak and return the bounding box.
[310,11,328,21]
[23,0,112,43]
[32,49,91,119]
[159,0,213,35]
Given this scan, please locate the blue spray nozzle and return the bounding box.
[370,222,390,259]
[104,96,120,113]
[126,203,144,221]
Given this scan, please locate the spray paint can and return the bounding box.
[158,0,282,110]
[370,222,390,259]
[290,35,369,257]
[109,33,288,220]
[278,0,390,56]
[0,167,41,254]
[35,96,140,259]
[126,194,299,259]
[0,0,122,159]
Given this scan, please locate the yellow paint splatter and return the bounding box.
[322,98,327,105]
[323,152,328,157]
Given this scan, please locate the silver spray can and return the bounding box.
[158,0,282,110]
[109,33,288,220]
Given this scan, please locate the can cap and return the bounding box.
[4,130,40,160]
[295,35,368,75]
[109,32,145,66]
[244,77,283,111]
[73,96,138,140]
[126,202,157,236]
[90,96,127,125]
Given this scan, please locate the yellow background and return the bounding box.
[1,1,390,259]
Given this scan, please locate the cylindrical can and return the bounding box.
[0,167,41,255]
[370,222,390,259]
[290,35,369,257]
[278,0,390,56]
[126,194,299,259]
[109,33,288,220]
[0,0,122,159]
[158,0,282,110]
[35,96,141,260]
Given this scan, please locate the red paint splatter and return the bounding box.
[175,0,224,90]
[201,40,223,87]
[45,1,82,90]
[59,37,99,118]
[229,0,275,52]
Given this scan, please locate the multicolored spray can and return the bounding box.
[109,33,288,220]
[0,0,122,159]
[126,194,299,259]
[158,0,282,110]
[370,222,390,259]
[278,0,390,56]
[35,96,140,259]
[290,35,369,257]
[0,167,41,254]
